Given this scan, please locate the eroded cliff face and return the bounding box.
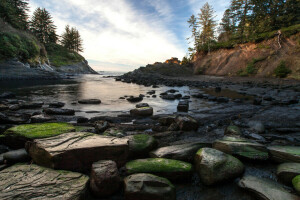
[193,33,300,79]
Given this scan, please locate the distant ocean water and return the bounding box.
[97,71,126,76]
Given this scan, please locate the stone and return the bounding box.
[26,132,129,172]
[194,148,244,185]
[159,115,176,126]
[2,123,75,148]
[126,134,157,158]
[8,104,20,111]
[213,137,269,161]
[75,126,95,133]
[136,103,149,108]
[95,120,110,133]
[0,92,15,99]
[90,160,120,197]
[0,104,8,111]
[0,145,9,154]
[103,128,125,138]
[292,175,300,194]
[125,158,192,181]
[248,121,265,134]
[2,149,30,164]
[224,125,241,136]
[77,116,89,123]
[30,114,55,123]
[130,107,153,117]
[277,163,300,185]
[177,100,189,112]
[217,97,229,103]
[0,164,88,199]
[239,175,299,200]
[253,98,262,105]
[78,99,101,104]
[0,112,30,124]
[268,146,300,163]
[149,142,210,162]
[49,102,65,108]
[127,96,143,103]
[43,108,75,115]
[124,173,175,200]
[175,116,198,131]
[161,94,176,100]
[20,101,44,109]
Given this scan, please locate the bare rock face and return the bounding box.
[0,164,89,200]
[90,160,120,197]
[26,132,129,172]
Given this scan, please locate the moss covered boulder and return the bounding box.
[213,136,268,161]
[268,146,300,163]
[126,134,157,158]
[130,107,153,117]
[277,163,300,185]
[2,123,75,148]
[125,158,192,181]
[195,148,244,185]
[124,173,175,200]
[292,175,300,194]
[0,164,89,199]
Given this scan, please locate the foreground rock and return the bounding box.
[125,158,192,181]
[239,175,299,200]
[124,173,175,200]
[213,137,268,161]
[2,149,30,164]
[90,160,120,197]
[130,107,153,117]
[0,164,89,199]
[126,134,157,158]
[149,142,210,162]
[2,123,75,148]
[277,163,300,185]
[268,146,300,163]
[293,175,300,194]
[78,99,101,104]
[195,148,244,185]
[26,132,129,172]
[43,108,75,115]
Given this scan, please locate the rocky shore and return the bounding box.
[0,71,299,199]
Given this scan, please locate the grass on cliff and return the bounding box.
[139,63,193,77]
[46,43,84,67]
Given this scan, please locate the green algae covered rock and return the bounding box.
[126,134,157,158]
[195,148,244,185]
[292,175,300,194]
[125,158,192,181]
[213,136,268,161]
[124,173,175,200]
[2,122,75,148]
[268,146,300,163]
[0,164,89,200]
[277,163,300,185]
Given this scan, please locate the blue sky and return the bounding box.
[30,0,230,71]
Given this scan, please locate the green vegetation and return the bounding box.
[292,175,300,193]
[3,123,75,139]
[237,57,267,76]
[61,25,83,53]
[129,134,157,153]
[274,61,292,78]
[140,63,193,77]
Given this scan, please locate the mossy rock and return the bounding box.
[213,136,268,161]
[75,126,95,133]
[268,146,300,163]
[224,125,241,136]
[126,134,157,158]
[292,175,300,194]
[2,123,75,148]
[125,158,193,181]
[103,128,125,138]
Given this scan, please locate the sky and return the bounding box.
[30,0,230,72]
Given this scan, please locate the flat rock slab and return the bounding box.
[213,137,268,161]
[277,163,300,185]
[268,146,300,163]
[26,132,129,172]
[239,175,299,200]
[0,164,89,200]
[43,108,75,115]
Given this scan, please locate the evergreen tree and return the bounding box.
[30,8,57,44]
[187,15,199,51]
[283,0,300,26]
[219,8,236,42]
[61,25,83,52]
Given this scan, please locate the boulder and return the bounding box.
[194,148,244,185]
[127,96,143,103]
[292,175,300,194]
[90,160,120,197]
[130,107,153,117]
[126,134,157,158]
[149,142,210,162]
[177,100,189,112]
[30,114,55,123]
[213,137,269,161]
[2,149,30,164]
[268,146,300,163]
[95,120,110,133]
[124,173,175,200]
[43,108,75,115]
[136,103,149,108]
[224,125,241,136]
[26,132,129,172]
[239,175,299,200]
[2,123,75,148]
[175,116,198,131]
[78,99,101,104]
[277,163,300,185]
[20,101,44,109]
[0,164,88,199]
[49,102,65,108]
[125,158,192,181]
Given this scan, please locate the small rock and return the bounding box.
[177,100,189,112]
[77,117,89,123]
[175,116,198,131]
[224,125,241,136]
[161,94,176,100]
[248,121,265,134]
[126,134,157,158]
[136,103,149,108]
[49,102,65,108]
[253,98,262,105]
[20,101,44,109]
[0,104,8,111]
[0,92,15,99]
[9,104,20,111]
[3,149,30,164]
[127,96,143,103]
[217,97,229,103]
[31,114,55,123]
[158,115,176,126]
[130,107,153,117]
[78,99,101,104]
[43,108,75,115]
[103,128,125,138]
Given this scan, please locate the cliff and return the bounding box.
[193,32,300,80]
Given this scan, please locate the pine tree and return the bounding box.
[187,15,199,51]
[30,8,57,44]
[219,8,236,42]
[61,25,83,53]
